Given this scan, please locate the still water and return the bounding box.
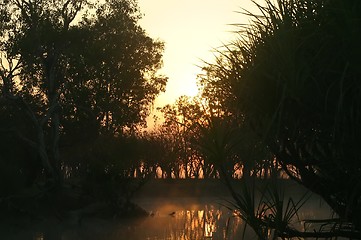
[2,180,333,240]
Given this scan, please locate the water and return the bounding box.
[1,180,334,240]
[131,197,245,240]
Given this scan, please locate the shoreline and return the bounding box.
[133,178,306,199]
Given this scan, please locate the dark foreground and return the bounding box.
[0,179,333,240]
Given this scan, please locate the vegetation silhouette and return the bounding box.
[194,0,361,238]
[1,0,361,239]
[141,0,361,238]
[0,0,166,221]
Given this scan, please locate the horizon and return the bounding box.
[137,0,255,128]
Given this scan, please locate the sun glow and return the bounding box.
[154,71,200,107]
[138,0,256,129]
[138,0,253,107]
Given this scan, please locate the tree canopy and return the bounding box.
[0,0,166,184]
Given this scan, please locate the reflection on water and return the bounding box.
[122,199,245,240]
[203,208,217,238]
[34,232,44,240]
[5,196,333,240]
[2,199,244,240]
[2,184,334,240]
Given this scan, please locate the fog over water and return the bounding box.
[2,180,334,240]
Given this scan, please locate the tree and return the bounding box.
[201,0,361,236]
[157,95,236,179]
[156,97,196,178]
[0,0,166,185]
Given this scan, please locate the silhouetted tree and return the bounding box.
[0,0,166,186]
[157,96,214,178]
[197,64,274,179]
[201,0,361,235]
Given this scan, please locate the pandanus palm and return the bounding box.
[201,0,361,237]
[191,116,240,178]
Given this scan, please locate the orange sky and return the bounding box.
[138,0,255,103]
[137,0,257,128]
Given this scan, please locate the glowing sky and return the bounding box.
[138,0,254,108]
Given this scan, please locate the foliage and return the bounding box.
[76,135,149,214]
[199,0,361,235]
[0,130,39,196]
[153,93,274,180]
[0,0,166,185]
[226,173,314,240]
[159,96,206,178]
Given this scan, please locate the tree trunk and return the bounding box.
[50,111,61,180]
[37,124,58,180]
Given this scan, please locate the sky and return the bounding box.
[137,0,255,111]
